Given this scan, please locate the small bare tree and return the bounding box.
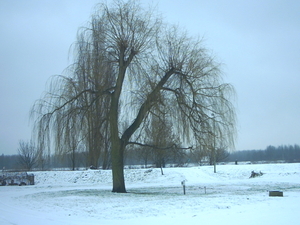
[216,147,230,162]
[18,140,37,171]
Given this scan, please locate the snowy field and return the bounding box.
[0,163,299,225]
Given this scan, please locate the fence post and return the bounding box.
[181,180,186,195]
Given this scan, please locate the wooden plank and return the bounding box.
[269,191,283,197]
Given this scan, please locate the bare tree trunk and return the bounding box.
[71,147,75,171]
[111,139,126,193]
[102,135,111,169]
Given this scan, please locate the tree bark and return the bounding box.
[111,139,126,193]
[110,54,127,192]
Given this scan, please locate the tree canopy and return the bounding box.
[31,0,237,192]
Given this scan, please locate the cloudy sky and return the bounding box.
[1,0,299,155]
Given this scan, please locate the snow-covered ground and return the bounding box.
[1,163,299,225]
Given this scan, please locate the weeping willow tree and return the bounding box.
[31,7,114,169]
[31,0,236,193]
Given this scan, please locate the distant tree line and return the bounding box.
[2,144,299,171]
[1,145,190,170]
[226,144,300,163]
[0,154,19,170]
[0,152,88,171]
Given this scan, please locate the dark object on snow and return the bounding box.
[89,165,97,170]
[249,170,264,178]
[0,172,34,186]
[269,191,283,197]
[144,169,152,173]
[181,180,186,195]
[19,182,27,186]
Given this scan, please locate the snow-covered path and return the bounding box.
[1,163,299,224]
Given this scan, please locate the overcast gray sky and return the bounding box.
[1,0,299,155]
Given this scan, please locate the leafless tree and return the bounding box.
[31,0,236,193]
[216,147,230,162]
[136,146,152,168]
[142,102,173,168]
[18,140,37,171]
[31,6,114,169]
[191,149,205,166]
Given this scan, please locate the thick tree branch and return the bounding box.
[121,67,175,144]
